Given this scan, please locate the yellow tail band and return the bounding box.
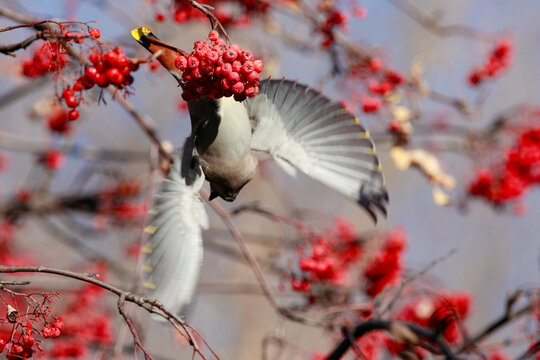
[131,27,151,41]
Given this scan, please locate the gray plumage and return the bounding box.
[143,78,387,315]
[142,154,208,313]
[245,79,388,221]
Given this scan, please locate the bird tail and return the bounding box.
[131,27,188,83]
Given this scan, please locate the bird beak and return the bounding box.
[209,192,219,201]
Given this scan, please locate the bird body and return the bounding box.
[188,96,257,201]
[132,27,388,314]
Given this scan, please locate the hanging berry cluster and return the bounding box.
[154,0,269,27]
[289,219,407,300]
[318,7,348,48]
[22,42,67,78]
[175,30,263,102]
[0,293,64,360]
[21,26,102,79]
[468,39,513,86]
[469,125,540,206]
[58,48,139,121]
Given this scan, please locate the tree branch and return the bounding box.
[0,265,217,359]
[325,319,457,360]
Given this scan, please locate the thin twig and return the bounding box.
[0,265,215,359]
[325,319,457,360]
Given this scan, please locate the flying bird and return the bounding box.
[133,27,388,313]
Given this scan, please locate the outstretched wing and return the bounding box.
[142,151,208,314]
[245,79,388,222]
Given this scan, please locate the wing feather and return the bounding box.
[142,153,208,315]
[246,79,388,221]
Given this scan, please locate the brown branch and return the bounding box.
[205,192,321,326]
[117,294,154,360]
[0,265,216,359]
[0,32,43,55]
[457,300,532,353]
[183,0,230,42]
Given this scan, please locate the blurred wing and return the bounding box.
[142,152,208,314]
[245,79,388,222]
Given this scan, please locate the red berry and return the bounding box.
[0,339,6,352]
[85,66,98,80]
[104,50,118,66]
[221,63,232,76]
[115,55,129,68]
[187,56,199,68]
[79,75,95,89]
[291,278,303,291]
[89,51,101,64]
[206,51,219,63]
[106,68,124,84]
[65,95,78,108]
[246,71,259,84]
[155,12,165,22]
[232,81,245,94]
[123,74,134,85]
[224,49,237,62]
[89,28,101,39]
[245,85,259,97]
[43,150,66,170]
[232,61,242,73]
[95,72,110,87]
[128,61,139,71]
[239,50,253,62]
[369,58,382,72]
[191,67,203,79]
[208,30,219,42]
[22,335,34,349]
[253,59,263,73]
[63,31,74,41]
[362,96,381,113]
[241,61,254,74]
[228,72,240,83]
[119,65,131,75]
[62,87,74,99]
[68,110,79,121]
[72,81,83,91]
[73,33,84,44]
[175,56,188,70]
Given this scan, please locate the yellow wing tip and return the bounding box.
[144,225,157,234]
[143,282,157,290]
[142,265,154,273]
[131,27,151,41]
[359,131,370,139]
[142,245,154,254]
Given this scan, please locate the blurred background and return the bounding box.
[0,0,539,359]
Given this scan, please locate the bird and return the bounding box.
[132,27,388,313]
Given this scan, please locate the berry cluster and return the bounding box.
[343,56,406,115]
[98,180,146,222]
[363,228,407,296]
[47,108,71,135]
[291,218,362,293]
[469,126,540,205]
[41,318,64,338]
[468,39,513,86]
[21,27,101,79]
[155,0,269,26]
[56,48,138,120]
[388,291,472,348]
[318,7,348,48]
[176,30,263,101]
[41,149,66,170]
[0,292,64,360]
[22,42,67,78]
